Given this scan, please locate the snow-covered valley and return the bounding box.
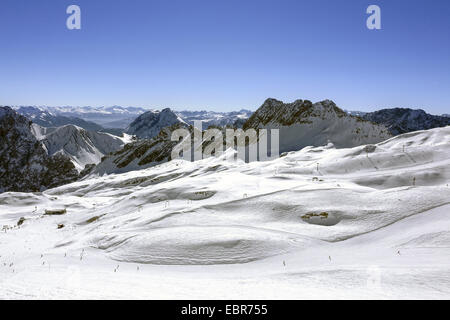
[0,126,449,299]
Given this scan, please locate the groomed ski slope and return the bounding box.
[0,126,449,299]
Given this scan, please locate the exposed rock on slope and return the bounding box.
[0,107,78,192]
[361,108,450,135]
[243,98,392,153]
[126,108,185,139]
[87,123,189,175]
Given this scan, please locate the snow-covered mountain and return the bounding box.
[31,125,129,172]
[361,108,450,135]
[243,98,392,153]
[0,107,78,192]
[1,126,449,299]
[14,106,104,131]
[176,109,252,128]
[51,105,147,117]
[87,99,393,175]
[126,108,186,139]
[11,106,253,131]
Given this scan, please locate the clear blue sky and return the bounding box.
[1,0,449,113]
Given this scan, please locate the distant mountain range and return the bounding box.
[176,109,253,128]
[345,110,367,117]
[39,106,148,129]
[11,105,146,131]
[11,105,448,137]
[14,106,104,131]
[12,106,127,136]
[12,106,254,132]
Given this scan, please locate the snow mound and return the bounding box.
[96,226,313,265]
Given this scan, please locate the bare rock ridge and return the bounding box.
[243,98,392,153]
[244,98,346,127]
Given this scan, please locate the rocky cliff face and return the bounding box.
[361,108,450,135]
[243,98,392,153]
[0,107,78,192]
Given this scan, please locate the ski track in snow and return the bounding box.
[0,126,449,299]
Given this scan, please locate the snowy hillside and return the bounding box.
[31,125,130,172]
[0,107,78,192]
[0,126,449,299]
[362,108,450,135]
[243,98,392,153]
[126,108,186,139]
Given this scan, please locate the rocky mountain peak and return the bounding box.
[126,108,186,139]
[243,98,391,153]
